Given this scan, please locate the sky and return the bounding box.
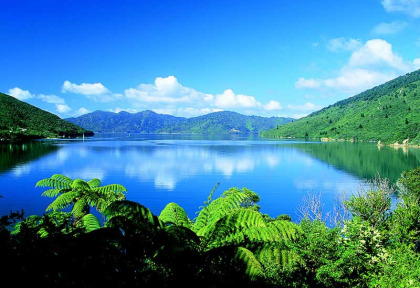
[1,0,420,119]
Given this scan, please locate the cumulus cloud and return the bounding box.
[348,39,409,71]
[372,21,408,35]
[38,94,65,104]
[382,0,420,17]
[263,100,283,111]
[56,104,72,113]
[124,76,283,116]
[74,107,91,116]
[62,80,110,95]
[414,58,420,69]
[326,37,362,52]
[295,39,417,94]
[109,107,138,114]
[8,87,33,100]
[124,76,211,104]
[287,102,323,112]
[214,89,261,108]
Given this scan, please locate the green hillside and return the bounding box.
[66,110,293,134]
[0,92,93,142]
[262,69,420,145]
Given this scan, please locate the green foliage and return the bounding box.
[398,166,420,198]
[37,174,127,221]
[66,110,293,134]
[368,244,420,288]
[159,202,192,228]
[262,69,420,145]
[344,189,391,228]
[4,168,420,287]
[317,218,388,288]
[0,92,92,142]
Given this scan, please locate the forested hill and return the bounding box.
[261,69,420,145]
[0,92,93,142]
[66,110,293,134]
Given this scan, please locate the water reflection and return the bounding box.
[1,135,419,220]
[285,142,420,183]
[0,142,60,174]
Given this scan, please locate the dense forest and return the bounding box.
[262,69,420,145]
[66,110,293,134]
[1,167,420,287]
[0,92,93,142]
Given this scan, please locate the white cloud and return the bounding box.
[62,80,110,95]
[74,107,91,116]
[382,0,420,17]
[263,100,283,111]
[8,87,33,100]
[372,21,408,35]
[348,39,409,71]
[295,39,417,95]
[214,89,261,109]
[326,37,362,52]
[124,76,282,116]
[295,78,322,89]
[287,102,323,112]
[38,94,65,104]
[56,104,72,113]
[291,113,308,119]
[414,58,420,69]
[108,107,138,114]
[125,76,211,104]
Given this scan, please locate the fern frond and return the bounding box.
[256,245,301,270]
[36,178,71,189]
[234,247,265,281]
[51,174,74,185]
[193,189,248,233]
[71,179,91,191]
[41,188,62,198]
[159,202,192,228]
[46,191,77,212]
[94,184,127,195]
[71,198,89,219]
[104,200,163,228]
[199,209,266,249]
[87,178,101,188]
[81,213,101,232]
[266,220,303,242]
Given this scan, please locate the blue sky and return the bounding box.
[1,0,420,119]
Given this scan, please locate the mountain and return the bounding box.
[261,69,420,145]
[0,92,93,142]
[66,110,293,134]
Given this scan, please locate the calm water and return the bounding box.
[1,134,420,222]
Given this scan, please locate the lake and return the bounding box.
[1,134,420,222]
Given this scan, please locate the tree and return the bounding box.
[36,174,127,224]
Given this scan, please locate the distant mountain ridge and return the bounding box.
[0,92,93,142]
[66,110,293,134]
[261,69,420,145]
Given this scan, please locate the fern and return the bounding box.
[94,184,127,194]
[193,188,249,233]
[71,179,91,191]
[71,198,88,219]
[41,188,62,198]
[51,174,73,185]
[46,191,77,212]
[104,200,163,229]
[159,202,192,228]
[81,213,101,232]
[234,247,265,281]
[256,244,301,270]
[36,178,71,189]
[87,178,101,188]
